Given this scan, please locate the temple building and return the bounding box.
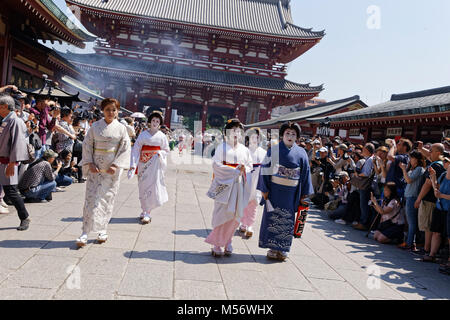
[63,0,325,130]
[246,95,368,137]
[309,86,450,143]
[0,0,95,90]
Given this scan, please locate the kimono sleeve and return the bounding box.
[112,127,131,169]
[130,132,143,168]
[299,151,314,198]
[9,119,29,163]
[257,147,272,194]
[160,133,170,156]
[80,125,95,166]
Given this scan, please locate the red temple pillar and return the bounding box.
[164,96,172,128]
[202,101,208,132]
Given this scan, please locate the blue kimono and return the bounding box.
[257,141,313,252]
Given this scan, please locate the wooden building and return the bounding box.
[0,0,95,90]
[63,0,325,130]
[245,95,368,136]
[309,86,450,143]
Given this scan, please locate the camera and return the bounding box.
[343,153,349,160]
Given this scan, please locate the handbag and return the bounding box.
[350,160,375,190]
[377,207,402,231]
[73,139,83,154]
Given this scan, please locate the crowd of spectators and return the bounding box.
[297,134,450,276]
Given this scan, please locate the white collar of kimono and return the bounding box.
[225,140,240,149]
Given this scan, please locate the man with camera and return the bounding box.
[327,143,355,174]
[0,93,31,230]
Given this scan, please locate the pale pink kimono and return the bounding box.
[205,141,252,247]
[241,146,267,228]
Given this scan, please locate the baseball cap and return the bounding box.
[319,147,328,153]
[338,144,348,151]
[313,140,321,145]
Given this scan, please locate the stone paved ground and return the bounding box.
[0,151,449,300]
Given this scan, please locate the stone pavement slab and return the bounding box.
[0,151,449,300]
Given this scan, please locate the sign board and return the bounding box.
[445,129,450,138]
[349,128,360,136]
[386,127,402,137]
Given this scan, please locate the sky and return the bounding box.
[49,0,450,106]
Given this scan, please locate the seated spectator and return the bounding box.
[398,150,426,250]
[371,182,405,244]
[18,149,62,202]
[54,149,76,187]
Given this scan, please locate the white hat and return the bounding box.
[319,147,328,153]
[313,140,321,145]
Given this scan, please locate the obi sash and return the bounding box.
[140,145,161,163]
[271,175,299,187]
[222,161,239,168]
[0,157,10,165]
[253,163,261,168]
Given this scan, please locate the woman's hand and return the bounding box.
[370,192,376,204]
[414,198,421,209]
[434,189,441,199]
[89,163,99,174]
[428,166,436,177]
[106,165,117,175]
[399,162,407,171]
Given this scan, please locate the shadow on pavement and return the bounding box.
[124,249,280,266]
[0,239,80,251]
[306,209,449,299]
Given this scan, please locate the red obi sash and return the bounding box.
[253,163,261,168]
[222,161,239,168]
[136,146,161,174]
[0,157,10,165]
[140,145,161,163]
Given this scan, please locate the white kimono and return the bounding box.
[80,119,131,234]
[245,145,267,204]
[207,142,253,228]
[130,130,170,213]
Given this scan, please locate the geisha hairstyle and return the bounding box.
[223,118,244,133]
[100,98,120,111]
[148,110,164,124]
[279,121,301,138]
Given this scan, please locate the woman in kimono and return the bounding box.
[240,127,267,238]
[129,111,169,224]
[258,122,313,261]
[206,119,253,257]
[76,98,131,247]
